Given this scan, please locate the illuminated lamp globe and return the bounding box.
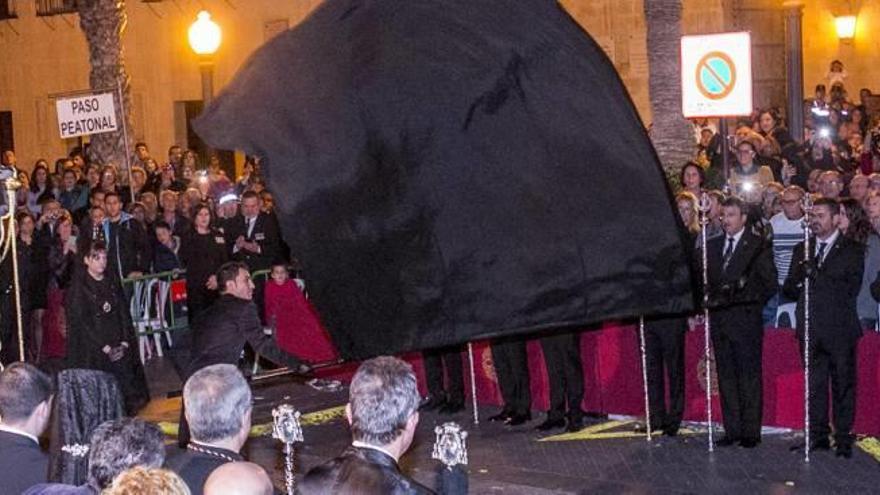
[835,15,857,41]
[188,11,222,56]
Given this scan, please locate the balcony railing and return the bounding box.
[0,0,17,20]
[35,0,77,17]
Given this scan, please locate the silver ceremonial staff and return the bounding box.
[272,404,304,495]
[467,342,479,425]
[801,194,814,463]
[638,316,652,442]
[698,192,714,452]
[0,171,25,368]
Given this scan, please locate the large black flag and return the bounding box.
[194,0,695,359]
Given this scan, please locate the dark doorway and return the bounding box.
[0,112,13,154]
[183,101,236,178]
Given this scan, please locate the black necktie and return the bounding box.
[816,242,827,268]
[723,237,735,269]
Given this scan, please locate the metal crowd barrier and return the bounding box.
[121,267,300,364]
[122,269,188,363]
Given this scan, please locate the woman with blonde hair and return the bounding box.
[102,467,190,495]
[675,191,701,240]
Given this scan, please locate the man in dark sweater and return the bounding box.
[165,364,252,495]
[0,363,53,494]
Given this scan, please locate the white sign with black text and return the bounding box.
[55,92,118,139]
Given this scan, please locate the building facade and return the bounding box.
[0,0,875,171]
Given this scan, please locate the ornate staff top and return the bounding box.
[272,404,304,444]
[432,422,468,469]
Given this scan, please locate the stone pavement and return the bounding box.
[141,363,880,494]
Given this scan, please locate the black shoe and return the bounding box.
[419,396,446,412]
[535,418,566,431]
[835,443,853,459]
[634,424,664,435]
[488,410,513,422]
[663,426,679,437]
[715,436,738,447]
[810,438,832,451]
[505,413,532,426]
[739,438,760,449]
[439,402,465,415]
[566,416,584,433]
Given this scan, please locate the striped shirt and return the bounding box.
[770,212,804,286]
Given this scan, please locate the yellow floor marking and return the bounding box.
[539,420,699,442]
[856,437,880,463]
[155,404,347,438]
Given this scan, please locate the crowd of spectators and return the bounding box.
[0,143,286,368]
[687,73,880,329]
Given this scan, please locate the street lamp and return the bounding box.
[188,10,221,161]
[188,10,222,107]
[834,15,857,41]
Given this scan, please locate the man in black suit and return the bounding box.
[0,362,53,494]
[227,190,283,322]
[228,190,282,271]
[536,329,585,432]
[421,345,465,415]
[301,356,433,494]
[177,262,310,447]
[783,197,864,458]
[642,315,687,437]
[488,336,532,426]
[705,196,777,448]
[166,364,252,495]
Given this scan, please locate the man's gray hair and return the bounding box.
[88,418,165,489]
[184,364,252,443]
[349,356,419,445]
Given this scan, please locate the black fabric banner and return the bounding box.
[194,0,695,359]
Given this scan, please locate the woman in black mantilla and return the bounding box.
[65,240,149,415]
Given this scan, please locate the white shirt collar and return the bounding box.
[0,424,39,444]
[351,440,399,462]
[816,229,840,256]
[725,227,746,251]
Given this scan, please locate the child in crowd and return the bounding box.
[827,59,847,89]
[264,262,337,364]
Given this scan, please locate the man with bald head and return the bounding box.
[204,462,273,495]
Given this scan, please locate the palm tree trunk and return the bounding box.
[78,0,133,172]
[644,0,694,184]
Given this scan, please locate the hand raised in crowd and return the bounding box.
[206,274,218,290]
[235,235,246,250]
